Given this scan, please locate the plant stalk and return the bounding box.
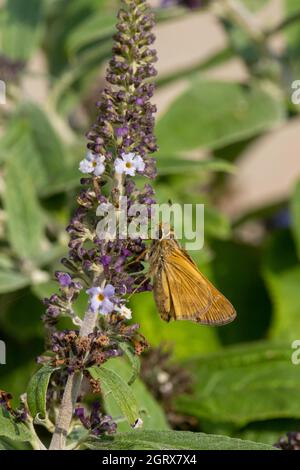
[49,276,104,450]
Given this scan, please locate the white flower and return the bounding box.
[114,152,145,176]
[116,304,132,320]
[79,151,106,176]
[79,158,94,174]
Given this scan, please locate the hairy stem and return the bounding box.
[49,315,96,449]
[48,372,83,450]
[49,275,104,450]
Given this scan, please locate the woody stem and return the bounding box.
[49,269,104,450]
[48,311,98,450]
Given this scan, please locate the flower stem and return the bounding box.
[49,276,104,450]
[49,371,83,450]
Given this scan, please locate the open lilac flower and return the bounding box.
[114,152,145,176]
[87,284,115,314]
[79,151,106,176]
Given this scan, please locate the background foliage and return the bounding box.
[1,0,300,449]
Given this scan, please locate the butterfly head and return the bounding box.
[157,222,175,240]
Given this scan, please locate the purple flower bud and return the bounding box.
[74,407,85,419]
[55,272,72,288]
[144,197,156,205]
[144,183,155,196]
[125,180,136,196]
[100,255,112,267]
[49,294,60,304]
[121,248,132,257]
[115,127,128,138]
[46,306,60,318]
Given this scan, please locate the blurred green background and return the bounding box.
[1,0,300,447]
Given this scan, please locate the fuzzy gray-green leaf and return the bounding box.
[175,342,300,427]
[27,366,54,419]
[89,365,139,426]
[156,80,285,153]
[86,430,276,450]
[4,153,45,261]
[0,407,33,443]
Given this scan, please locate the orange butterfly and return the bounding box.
[149,230,236,326]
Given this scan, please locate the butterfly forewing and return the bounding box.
[151,239,236,325]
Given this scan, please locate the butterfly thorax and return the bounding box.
[149,238,180,276]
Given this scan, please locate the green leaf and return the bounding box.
[102,358,169,432]
[88,365,140,427]
[0,436,32,450]
[263,230,300,340]
[0,255,14,270]
[11,103,68,194]
[48,40,112,112]
[0,120,27,164]
[86,430,276,450]
[0,437,18,450]
[18,103,67,178]
[119,343,140,385]
[1,103,72,197]
[0,407,33,443]
[282,11,300,110]
[175,341,300,428]
[66,12,115,56]
[0,438,12,450]
[291,179,300,259]
[1,0,43,61]
[235,419,300,446]
[27,366,54,419]
[4,153,45,260]
[156,80,285,154]
[38,164,80,197]
[284,1,300,78]
[0,270,30,293]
